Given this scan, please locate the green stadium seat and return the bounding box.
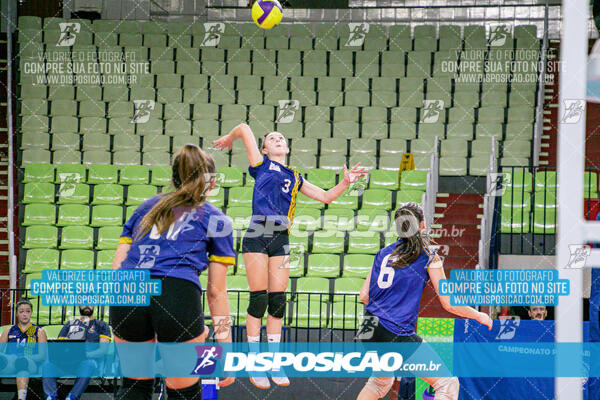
[397,189,424,204]
[534,171,557,192]
[24,249,59,273]
[79,117,107,134]
[378,156,402,171]
[356,209,389,232]
[23,204,55,226]
[80,133,109,152]
[57,183,89,204]
[22,149,51,167]
[85,165,116,185]
[400,170,428,191]
[96,250,116,270]
[294,207,322,231]
[51,133,79,152]
[24,272,42,298]
[362,189,393,210]
[60,226,93,249]
[343,254,373,278]
[468,157,492,176]
[296,277,329,298]
[23,164,54,183]
[348,231,380,254]
[31,304,63,325]
[533,208,556,234]
[505,170,533,192]
[330,300,363,330]
[328,193,358,209]
[61,249,94,270]
[126,185,157,205]
[311,232,344,254]
[97,226,123,250]
[226,207,252,230]
[215,167,242,188]
[125,206,137,221]
[143,151,171,166]
[24,225,58,249]
[440,157,468,176]
[333,276,363,300]
[500,209,531,234]
[57,204,89,226]
[207,188,225,208]
[321,208,354,232]
[292,299,325,329]
[20,132,49,150]
[227,187,253,207]
[118,165,149,185]
[92,184,124,205]
[150,165,172,186]
[369,170,398,190]
[23,183,54,203]
[91,205,123,227]
[307,169,337,189]
[82,150,111,166]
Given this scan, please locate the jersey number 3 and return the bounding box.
[377,254,395,289]
[282,179,292,193]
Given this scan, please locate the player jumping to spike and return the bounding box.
[213,124,368,389]
[356,203,493,400]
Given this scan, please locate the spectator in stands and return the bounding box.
[42,306,111,400]
[528,306,548,321]
[0,299,47,400]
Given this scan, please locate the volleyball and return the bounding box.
[251,0,283,29]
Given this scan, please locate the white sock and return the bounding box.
[18,389,27,400]
[267,333,281,342]
[247,335,260,343]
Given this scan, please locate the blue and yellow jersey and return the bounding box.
[249,155,304,228]
[365,240,433,336]
[119,195,236,290]
[7,324,40,356]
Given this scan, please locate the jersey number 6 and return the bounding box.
[377,254,395,289]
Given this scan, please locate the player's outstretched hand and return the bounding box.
[219,377,235,387]
[477,312,493,330]
[212,134,235,151]
[343,163,369,184]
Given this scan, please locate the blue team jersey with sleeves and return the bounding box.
[7,324,40,356]
[365,240,432,335]
[248,155,304,227]
[119,195,236,290]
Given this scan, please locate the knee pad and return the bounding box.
[166,381,201,400]
[365,377,394,398]
[247,290,268,319]
[268,292,286,319]
[432,377,459,400]
[116,378,154,400]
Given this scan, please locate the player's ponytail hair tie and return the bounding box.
[390,202,433,269]
[135,144,216,241]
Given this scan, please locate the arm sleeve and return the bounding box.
[99,322,111,341]
[297,170,304,191]
[57,323,70,340]
[207,215,236,266]
[248,155,267,179]
[120,206,144,243]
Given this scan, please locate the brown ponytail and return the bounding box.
[134,144,216,241]
[389,202,432,269]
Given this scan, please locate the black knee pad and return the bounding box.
[166,382,202,400]
[116,378,154,400]
[268,292,286,319]
[247,290,268,319]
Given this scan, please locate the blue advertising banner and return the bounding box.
[0,341,599,379]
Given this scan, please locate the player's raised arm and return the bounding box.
[212,123,263,167]
[428,255,493,330]
[300,163,368,204]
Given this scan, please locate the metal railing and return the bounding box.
[478,137,497,269]
[532,0,550,166]
[423,136,439,231]
[494,166,600,255]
